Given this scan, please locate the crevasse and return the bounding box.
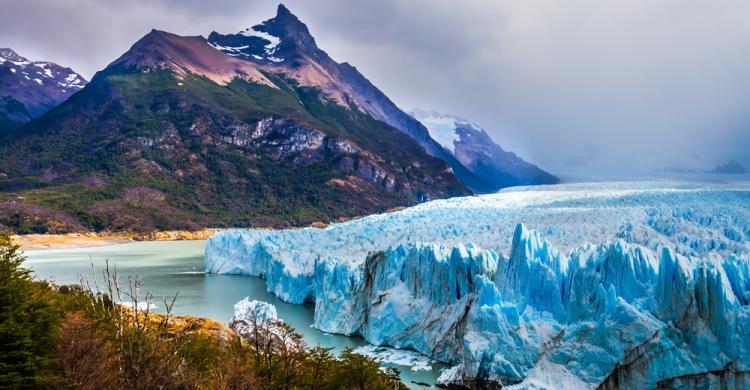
[205,182,750,388]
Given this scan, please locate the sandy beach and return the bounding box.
[13,229,220,250]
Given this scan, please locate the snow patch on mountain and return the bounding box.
[241,28,281,51]
[410,109,485,154]
[3,53,85,90]
[0,48,87,131]
[410,108,559,190]
[0,49,85,92]
[410,109,463,153]
[242,26,284,62]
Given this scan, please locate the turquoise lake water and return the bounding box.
[24,240,443,388]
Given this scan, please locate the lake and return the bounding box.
[24,240,444,388]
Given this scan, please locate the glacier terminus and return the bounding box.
[205,182,750,388]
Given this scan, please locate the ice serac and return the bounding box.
[232,298,278,325]
[314,243,498,363]
[205,182,750,388]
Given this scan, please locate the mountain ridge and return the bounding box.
[0,4,556,233]
[207,4,495,192]
[0,48,87,135]
[0,10,468,233]
[411,109,559,190]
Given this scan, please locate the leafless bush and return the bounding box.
[54,312,119,389]
[77,260,188,389]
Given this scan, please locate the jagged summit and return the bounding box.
[270,3,307,30]
[257,3,317,51]
[207,3,318,66]
[276,3,293,17]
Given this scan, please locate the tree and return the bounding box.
[0,233,61,387]
[304,346,336,390]
[333,348,407,390]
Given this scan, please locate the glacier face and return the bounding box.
[205,182,750,388]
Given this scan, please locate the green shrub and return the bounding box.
[0,234,61,388]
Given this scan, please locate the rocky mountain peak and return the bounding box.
[207,4,320,65]
[261,3,314,43]
[0,48,29,63]
[276,3,293,17]
[0,48,87,134]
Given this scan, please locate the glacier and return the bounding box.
[205,182,750,388]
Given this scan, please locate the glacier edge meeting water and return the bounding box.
[205,182,750,388]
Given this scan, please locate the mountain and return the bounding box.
[0,48,86,135]
[709,159,746,174]
[207,4,493,193]
[0,25,467,233]
[411,109,558,189]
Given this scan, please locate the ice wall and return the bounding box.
[205,182,750,387]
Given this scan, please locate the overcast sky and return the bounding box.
[3,0,750,176]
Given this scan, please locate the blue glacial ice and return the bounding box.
[205,182,750,388]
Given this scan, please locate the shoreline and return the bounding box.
[12,229,221,250]
[11,207,408,251]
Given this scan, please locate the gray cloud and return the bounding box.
[3,0,750,175]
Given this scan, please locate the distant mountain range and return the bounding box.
[710,159,746,174]
[0,4,555,234]
[662,159,747,175]
[0,48,86,135]
[411,109,558,190]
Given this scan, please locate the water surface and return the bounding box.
[25,240,442,388]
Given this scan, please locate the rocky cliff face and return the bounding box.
[0,48,86,135]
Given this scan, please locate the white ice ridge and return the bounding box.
[205,181,750,387]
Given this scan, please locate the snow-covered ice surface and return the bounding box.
[232,298,278,324]
[229,298,290,342]
[354,345,434,372]
[206,181,750,388]
[118,301,158,311]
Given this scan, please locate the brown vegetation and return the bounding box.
[0,233,407,389]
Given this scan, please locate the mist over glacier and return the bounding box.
[205,181,750,387]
